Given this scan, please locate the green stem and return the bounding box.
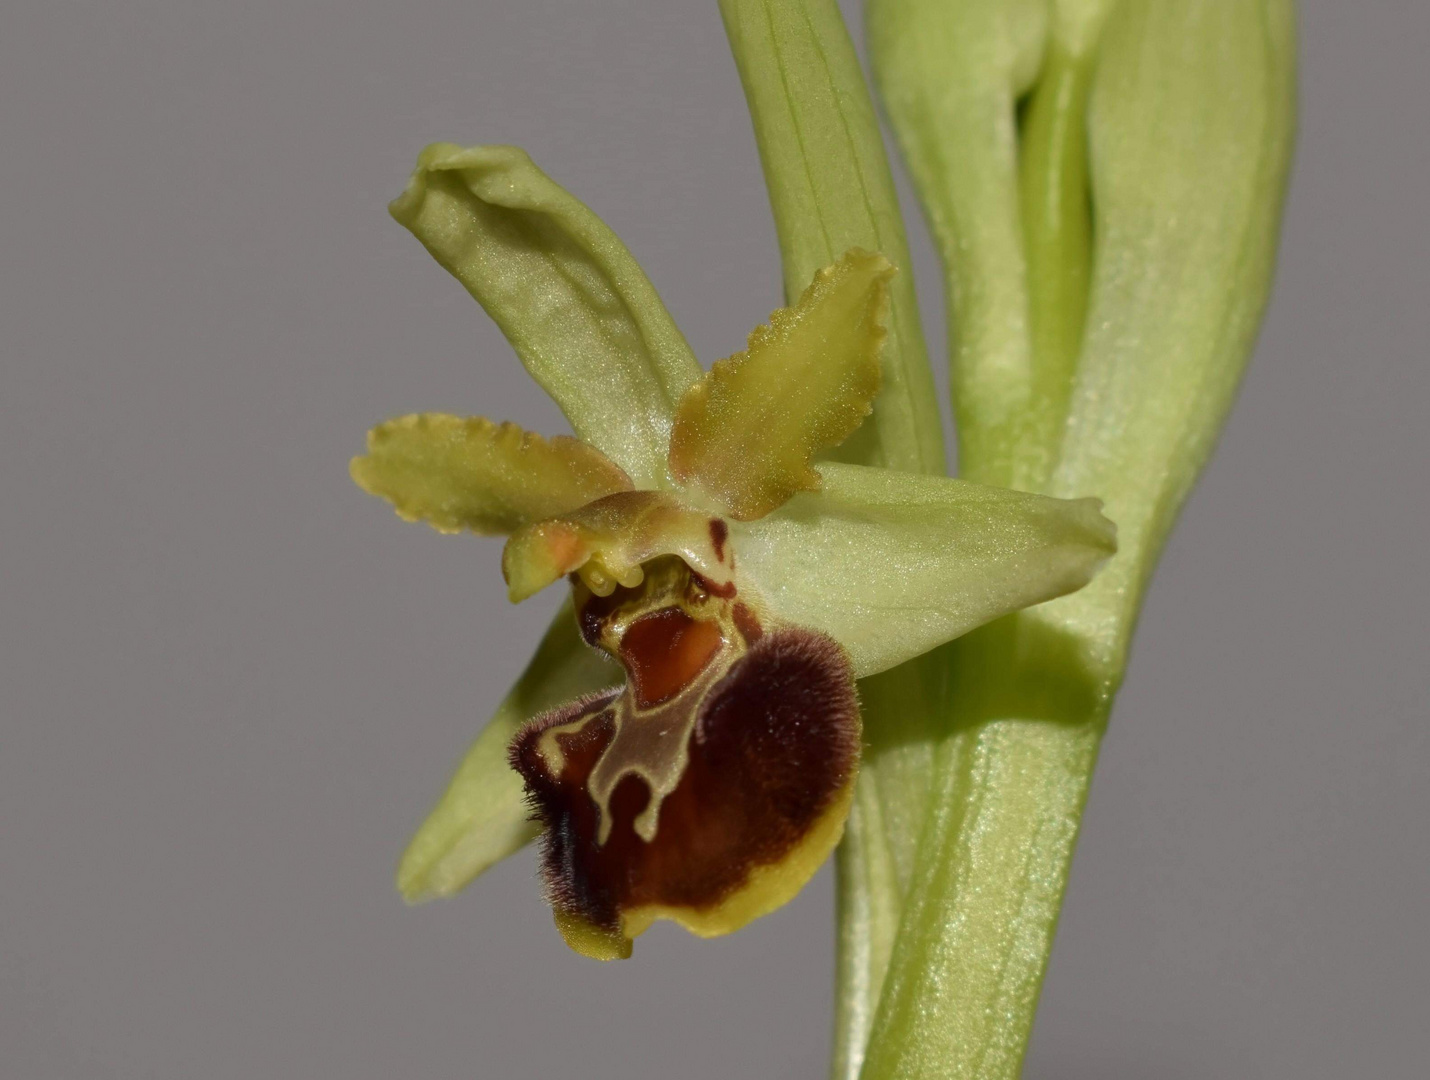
[859,614,1112,1080]
[833,652,945,1079]
[866,713,1103,1079]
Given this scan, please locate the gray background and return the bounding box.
[3,1,1426,1077]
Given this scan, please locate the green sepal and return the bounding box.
[734,462,1115,679]
[389,143,701,489]
[397,603,620,903]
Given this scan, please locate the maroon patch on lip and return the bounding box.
[510,691,621,929]
[511,628,860,937]
[708,519,728,562]
[619,608,723,708]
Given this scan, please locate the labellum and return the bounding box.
[511,554,860,960]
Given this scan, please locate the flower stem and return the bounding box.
[858,615,1112,1080]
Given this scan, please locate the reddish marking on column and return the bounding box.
[693,573,737,599]
[708,519,728,562]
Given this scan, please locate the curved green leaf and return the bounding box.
[859,4,1296,1078]
[1048,0,1298,665]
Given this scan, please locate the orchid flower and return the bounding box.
[352,143,1114,960]
[347,0,1294,1068]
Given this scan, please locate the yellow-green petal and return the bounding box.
[397,604,620,903]
[350,414,632,536]
[389,143,701,488]
[668,250,891,520]
[732,462,1115,678]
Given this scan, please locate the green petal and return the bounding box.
[397,604,620,903]
[668,250,891,520]
[389,144,701,488]
[351,414,633,535]
[732,462,1115,678]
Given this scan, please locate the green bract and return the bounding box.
[719,0,945,476]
